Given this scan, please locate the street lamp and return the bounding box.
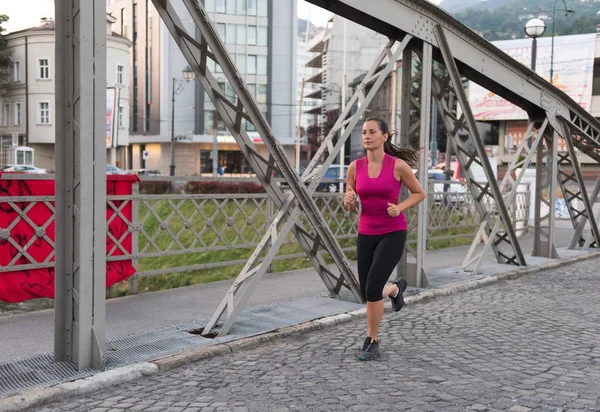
[169,65,195,176]
[524,18,546,72]
[550,0,575,85]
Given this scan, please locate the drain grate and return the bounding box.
[0,354,95,398]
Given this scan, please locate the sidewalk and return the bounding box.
[0,225,598,410]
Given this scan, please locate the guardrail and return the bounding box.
[0,175,530,299]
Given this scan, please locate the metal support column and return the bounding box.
[54,0,107,370]
[396,46,430,287]
[533,128,559,258]
[414,43,432,288]
[432,25,526,270]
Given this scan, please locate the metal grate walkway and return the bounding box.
[0,295,361,398]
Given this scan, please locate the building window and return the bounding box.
[236,0,246,15]
[118,106,124,128]
[14,103,21,126]
[226,0,236,14]
[236,54,246,73]
[226,24,236,44]
[258,26,267,46]
[257,0,267,17]
[247,83,256,98]
[120,8,127,36]
[257,55,267,75]
[216,0,226,13]
[38,102,51,125]
[248,0,257,16]
[245,119,256,132]
[236,25,246,45]
[12,61,21,82]
[248,26,257,45]
[257,84,267,104]
[247,55,257,75]
[37,59,50,79]
[2,103,9,126]
[217,23,226,41]
[117,64,125,84]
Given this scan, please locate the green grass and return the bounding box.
[106,198,480,298]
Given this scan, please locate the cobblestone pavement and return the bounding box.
[34,257,600,412]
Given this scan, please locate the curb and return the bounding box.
[1,250,598,411]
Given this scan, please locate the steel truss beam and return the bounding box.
[432,25,526,271]
[54,0,107,370]
[465,120,550,270]
[551,119,600,249]
[570,176,600,248]
[152,0,412,336]
[532,128,559,258]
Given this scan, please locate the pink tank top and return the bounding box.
[355,153,407,235]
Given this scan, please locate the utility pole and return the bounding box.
[213,110,219,177]
[170,77,176,176]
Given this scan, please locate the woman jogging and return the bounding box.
[343,117,425,361]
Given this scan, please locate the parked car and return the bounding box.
[106,164,129,175]
[318,165,349,193]
[427,169,466,206]
[433,157,498,184]
[0,165,46,174]
[137,169,163,176]
[272,166,306,188]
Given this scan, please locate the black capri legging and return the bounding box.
[357,230,407,302]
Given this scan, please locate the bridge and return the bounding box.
[0,0,599,406]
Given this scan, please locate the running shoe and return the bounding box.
[391,278,408,312]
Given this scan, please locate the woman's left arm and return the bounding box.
[392,159,426,213]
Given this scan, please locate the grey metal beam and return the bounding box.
[559,119,600,248]
[153,0,412,336]
[533,129,559,258]
[415,43,432,288]
[468,120,549,270]
[54,0,107,370]
[432,25,526,269]
[571,175,600,248]
[304,0,600,160]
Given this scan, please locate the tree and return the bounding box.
[0,15,11,82]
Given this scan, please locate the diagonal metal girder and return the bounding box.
[563,109,600,164]
[152,0,413,336]
[578,176,600,248]
[432,25,526,269]
[551,118,600,249]
[465,120,549,271]
[151,0,361,336]
[202,35,413,336]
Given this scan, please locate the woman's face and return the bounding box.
[362,120,388,152]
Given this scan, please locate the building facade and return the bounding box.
[107,0,297,176]
[302,15,387,159]
[0,16,131,171]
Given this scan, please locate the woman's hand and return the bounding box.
[344,186,357,211]
[387,202,402,217]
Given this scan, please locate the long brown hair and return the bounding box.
[365,117,419,166]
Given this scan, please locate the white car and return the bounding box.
[427,169,467,206]
[0,165,47,174]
